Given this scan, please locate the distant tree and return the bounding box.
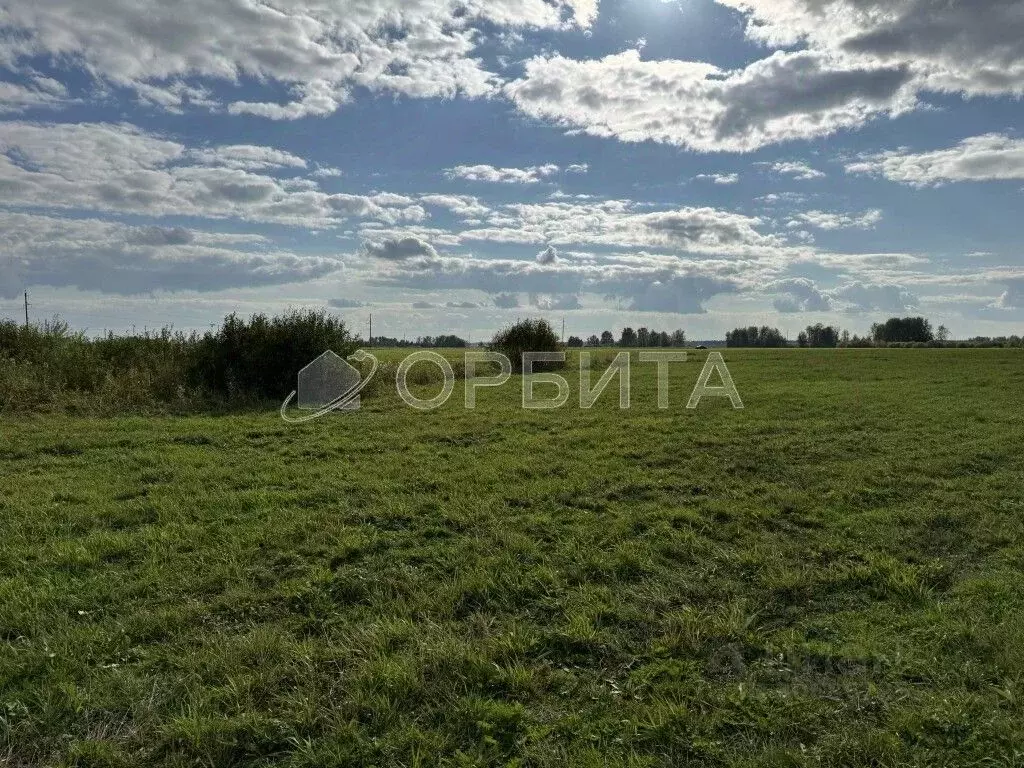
[937,324,950,342]
[797,331,808,348]
[671,329,686,347]
[620,327,638,347]
[727,326,787,348]
[804,323,840,347]
[567,335,584,347]
[636,327,650,347]
[841,329,851,346]
[586,334,601,347]
[432,334,468,348]
[658,331,671,347]
[872,317,934,344]
[600,330,614,345]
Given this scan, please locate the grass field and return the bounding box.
[2,349,1024,766]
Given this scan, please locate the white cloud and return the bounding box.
[766,277,832,312]
[695,173,740,185]
[0,0,598,117]
[506,49,915,152]
[846,134,1024,186]
[493,293,520,308]
[536,245,558,264]
[0,78,69,113]
[457,199,789,257]
[312,165,343,178]
[994,278,1024,310]
[531,293,582,310]
[717,0,1024,97]
[0,211,338,297]
[829,281,918,312]
[790,209,882,230]
[189,144,308,171]
[419,194,491,219]
[765,161,826,180]
[0,121,424,227]
[445,163,561,184]
[363,236,440,267]
[369,252,739,314]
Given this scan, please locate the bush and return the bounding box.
[0,310,356,413]
[188,309,356,401]
[490,319,564,373]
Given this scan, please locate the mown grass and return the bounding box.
[1,350,1023,766]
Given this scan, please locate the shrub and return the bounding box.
[0,310,356,413]
[188,309,356,401]
[490,319,564,373]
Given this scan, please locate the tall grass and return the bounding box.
[0,310,355,414]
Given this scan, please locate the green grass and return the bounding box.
[2,349,1024,766]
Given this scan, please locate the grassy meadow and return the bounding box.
[2,349,1024,766]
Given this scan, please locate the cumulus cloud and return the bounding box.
[846,134,1024,186]
[994,279,1024,310]
[370,251,739,315]
[126,226,195,246]
[419,194,491,219]
[363,236,440,268]
[493,292,521,308]
[445,163,561,184]
[790,209,883,230]
[507,49,915,152]
[536,245,558,264]
[189,144,308,171]
[770,160,823,180]
[328,298,366,308]
[0,211,339,297]
[767,277,832,312]
[0,121,424,227]
[765,161,826,180]
[530,293,582,310]
[0,77,69,113]
[695,173,740,185]
[830,281,918,312]
[718,0,1024,97]
[608,274,737,313]
[0,0,598,118]
[457,199,787,256]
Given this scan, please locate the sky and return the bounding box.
[0,0,1022,341]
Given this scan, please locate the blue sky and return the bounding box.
[0,0,1022,340]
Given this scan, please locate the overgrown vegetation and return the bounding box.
[2,350,1023,765]
[0,310,354,413]
[490,318,564,372]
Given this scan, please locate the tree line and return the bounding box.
[726,317,1024,348]
[566,328,688,348]
[370,335,467,348]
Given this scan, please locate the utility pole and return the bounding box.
[23,290,28,328]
